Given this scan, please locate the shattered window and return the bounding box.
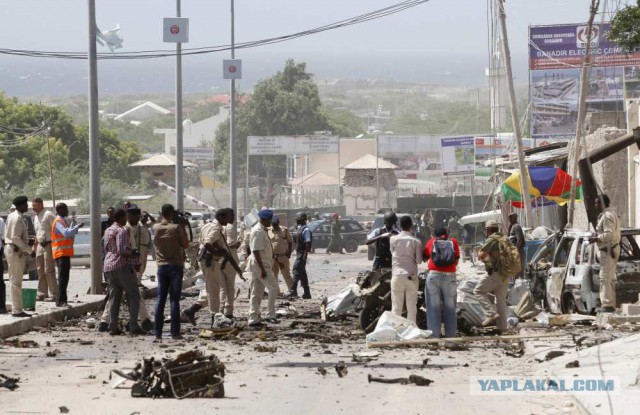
[619,235,640,261]
[554,237,573,268]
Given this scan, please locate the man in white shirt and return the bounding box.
[32,198,58,301]
[390,215,423,324]
[247,209,280,327]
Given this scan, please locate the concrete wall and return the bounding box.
[344,187,396,216]
[567,126,629,230]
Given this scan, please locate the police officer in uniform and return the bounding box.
[366,211,400,273]
[4,196,34,317]
[290,212,313,299]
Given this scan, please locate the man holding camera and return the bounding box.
[153,204,190,339]
[4,196,34,318]
[32,198,58,302]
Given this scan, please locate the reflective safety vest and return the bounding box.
[51,217,74,259]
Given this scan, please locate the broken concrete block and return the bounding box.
[621,303,640,316]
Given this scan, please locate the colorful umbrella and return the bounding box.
[502,166,581,208]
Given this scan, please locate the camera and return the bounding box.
[172,209,191,225]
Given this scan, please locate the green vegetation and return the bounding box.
[608,1,640,52]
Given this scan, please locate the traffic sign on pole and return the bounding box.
[223,59,242,79]
[163,17,189,43]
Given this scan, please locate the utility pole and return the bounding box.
[498,0,533,227]
[175,0,184,212]
[230,0,238,238]
[87,0,102,294]
[45,126,56,206]
[568,0,600,226]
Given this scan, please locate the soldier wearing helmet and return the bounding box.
[290,212,313,299]
[366,211,400,272]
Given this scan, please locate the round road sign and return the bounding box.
[170,25,180,35]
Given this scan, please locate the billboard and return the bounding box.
[440,136,474,177]
[529,23,627,140]
[248,135,339,155]
[377,135,442,172]
[474,136,534,180]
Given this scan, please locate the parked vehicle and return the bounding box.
[526,228,640,314]
[71,229,91,268]
[306,218,367,253]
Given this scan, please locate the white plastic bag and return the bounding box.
[366,311,432,345]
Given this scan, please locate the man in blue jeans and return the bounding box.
[152,204,189,341]
[424,227,460,338]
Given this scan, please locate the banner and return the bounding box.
[248,135,339,155]
[529,22,627,140]
[474,137,534,180]
[377,135,442,172]
[440,136,475,177]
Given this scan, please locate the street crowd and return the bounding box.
[0,192,621,340]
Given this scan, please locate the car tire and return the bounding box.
[344,239,358,253]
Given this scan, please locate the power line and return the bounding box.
[0,0,430,61]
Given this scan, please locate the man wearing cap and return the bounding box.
[508,213,525,279]
[4,196,34,317]
[51,203,83,307]
[290,212,313,300]
[32,198,58,301]
[475,220,509,331]
[269,216,293,293]
[247,209,280,326]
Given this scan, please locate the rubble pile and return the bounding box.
[112,350,225,399]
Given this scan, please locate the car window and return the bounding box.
[74,232,91,245]
[619,235,640,261]
[320,224,330,233]
[346,222,363,231]
[554,237,573,267]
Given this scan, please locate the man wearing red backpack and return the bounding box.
[424,227,460,338]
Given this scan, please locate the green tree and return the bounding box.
[215,60,330,206]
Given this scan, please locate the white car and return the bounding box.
[71,229,91,268]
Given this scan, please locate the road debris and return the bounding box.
[111,350,225,399]
[254,345,278,353]
[535,351,567,362]
[334,362,348,377]
[0,374,20,390]
[367,374,434,386]
[3,339,39,348]
[565,360,580,368]
[46,349,61,357]
[59,406,70,413]
[366,312,432,346]
[317,367,328,376]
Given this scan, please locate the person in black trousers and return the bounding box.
[290,212,313,299]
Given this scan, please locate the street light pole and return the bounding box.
[230,0,238,238]
[87,0,102,294]
[175,0,184,211]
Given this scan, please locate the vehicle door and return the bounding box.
[316,221,331,248]
[546,235,574,314]
[527,233,558,304]
[567,236,595,313]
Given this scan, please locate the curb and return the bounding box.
[0,271,200,339]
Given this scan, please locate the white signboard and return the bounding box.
[183,147,213,161]
[248,136,339,155]
[223,59,242,80]
[163,18,189,43]
[440,136,475,177]
[377,134,441,156]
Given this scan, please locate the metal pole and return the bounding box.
[245,147,249,214]
[375,135,380,213]
[88,0,102,294]
[229,0,238,239]
[498,0,533,228]
[568,0,600,226]
[337,137,342,206]
[45,127,56,206]
[175,0,184,211]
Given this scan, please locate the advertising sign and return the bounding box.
[377,135,442,172]
[183,147,213,161]
[529,23,640,70]
[475,137,534,180]
[248,136,339,155]
[529,22,627,140]
[440,136,475,177]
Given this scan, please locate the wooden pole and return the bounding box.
[498,0,533,227]
[567,0,600,226]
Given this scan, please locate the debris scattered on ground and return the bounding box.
[111,350,225,399]
[352,352,379,364]
[321,284,359,320]
[254,345,278,353]
[334,362,348,378]
[212,313,234,329]
[535,350,566,362]
[422,358,430,368]
[565,360,580,368]
[59,406,69,413]
[317,367,328,376]
[367,374,434,386]
[0,374,20,390]
[366,312,432,346]
[302,352,311,357]
[3,339,39,348]
[46,349,61,357]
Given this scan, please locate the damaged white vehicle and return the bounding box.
[528,228,640,314]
